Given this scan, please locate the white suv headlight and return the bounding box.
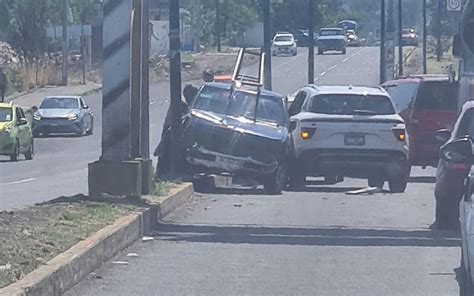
[68,113,78,120]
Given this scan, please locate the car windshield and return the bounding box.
[402,29,415,34]
[414,81,458,111]
[0,107,13,122]
[384,82,419,112]
[306,94,395,115]
[227,91,285,125]
[40,97,79,109]
[320,29,343,36]
[192,86,232,114]
[274,35,292,42]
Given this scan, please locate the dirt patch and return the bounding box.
[404,39,460,75]
[150,49,259,83]
[0,199,135,288]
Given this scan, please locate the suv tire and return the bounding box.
[368,177,384,188]
[24,140,34,160]
[10,140,19,162]
[389,178,407,193]
[264,163,287,195]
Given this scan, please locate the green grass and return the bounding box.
[151,180,171,197]
[0,202,132,288]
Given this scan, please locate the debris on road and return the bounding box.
[142,236,154,242]
[346,187,382,195]
[126,253,139,258]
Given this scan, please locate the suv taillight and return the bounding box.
[392,128,406,142]
[300,128,316,140]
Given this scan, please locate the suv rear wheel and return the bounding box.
[368,177,384,188]
[389,178,408,193]
[10,140,19,161]
[264,163,287,195]
[24,140,34,160]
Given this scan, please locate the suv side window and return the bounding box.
[456,109,474,138]
[18,108,26,119]
[415,81,458,111]
[384,82,418,113]
[79,98,85,108]
[15,108,22,122]
[289,91,307,116]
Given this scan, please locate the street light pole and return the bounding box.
[308,0,314,84]
[380,0,386,84]
[62,0,69,86]
[423,0,428,74]
[397,0,403,77]
[263,0,272,90]
[216,0,221,52]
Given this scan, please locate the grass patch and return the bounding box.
[0,201,133,288]
[152,180,171,196]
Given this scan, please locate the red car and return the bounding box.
[434,101,474,228]
[382,75,458,167]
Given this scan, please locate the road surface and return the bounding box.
[63,47,462,295]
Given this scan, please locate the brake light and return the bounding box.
[392,128,406,142]
[300,128,316,140]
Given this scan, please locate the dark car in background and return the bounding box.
[293,30,319,47]
[401,28,419,46]
[183,82,292,194]
[382,75,458,168]
[317,28,347,55]
[434,101,474,229]
[33,96,94,137]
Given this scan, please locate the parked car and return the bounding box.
[401,28,419,46]
[272,32,297,56]
[316,28,347,55]
[382,75,458,167]
[0,102,34,161]
[438,137,474,294]
[293,30,319,47]
[288,85,410,192]
[183,82,292,194]
[33,96,94,137]
[434,101,474,229]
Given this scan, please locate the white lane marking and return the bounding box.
[342,58,349,62]
[150,100,158,105]
[4,178,37,185]
[320,71,327,76]
[328,65,338,71]
[314,77,320,82]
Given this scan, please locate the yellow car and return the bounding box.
[0,102,34,161]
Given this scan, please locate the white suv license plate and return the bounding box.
[344,134,365,146]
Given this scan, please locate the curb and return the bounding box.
[0,183,194,296]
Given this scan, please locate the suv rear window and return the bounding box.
[414,81,457,111]
[306,94,395,115]
[384,82,418,113]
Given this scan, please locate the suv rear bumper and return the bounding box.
[297,148,409,179]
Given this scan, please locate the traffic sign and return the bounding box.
[447,0,462,11]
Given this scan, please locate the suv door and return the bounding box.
[15,107,28,151]
[289,90,308,117]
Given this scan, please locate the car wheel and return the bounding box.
[33,130,40,138]
[10,140,19,162]
[264,163,287,195]
[388,178,407,193]
[24,139,34,160]
[288,169,306,191]
[368,177,384,188]
[342,49,347,55]
[76,122,85,137]
[86,119,94,135]
[318,49,323,55]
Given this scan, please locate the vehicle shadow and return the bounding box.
[408,176,436,184]
[289,186,363,193]
[152,222,461,248]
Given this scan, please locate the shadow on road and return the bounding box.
[154,223,461,248]
[409,176,436,184]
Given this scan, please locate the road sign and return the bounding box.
[447,0,462,11]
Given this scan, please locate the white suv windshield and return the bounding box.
[274,36,293,42]
[306,94,395,115]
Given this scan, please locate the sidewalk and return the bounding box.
[6,83,102,108]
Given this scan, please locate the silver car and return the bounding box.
[32,96,94,137]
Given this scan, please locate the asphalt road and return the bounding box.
[66,47,462,295]
[0,47,376,210]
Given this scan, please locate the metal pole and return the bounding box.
[423,0,427,74]
[436,0,443,62]
[308,0,315,84]
[195,0,201,52]
[141,0,150,159]
[397,0,403,77]
[380,0,386,84]
[216,0,221,52]
[130,0,142,159]
[169,0,183,176]
[263,0,272,90]
[81,24,86,85]
[62,0,69,86]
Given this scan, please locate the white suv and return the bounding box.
[272,32,297,56]
[288,85,410,193]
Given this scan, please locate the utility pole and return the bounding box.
[436,0,443,61]
[263,0,272,90]
[308,0,315,84]
[386,0,396,80]
[169,0,183,176]
[380,0,386,84]
[423,0,427,74]
[215,0,221,52]
[141,0,151,194]
[195,0,201,52]
[397,0,403,77]
[62,0,69,86]
[130,0,142,159]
